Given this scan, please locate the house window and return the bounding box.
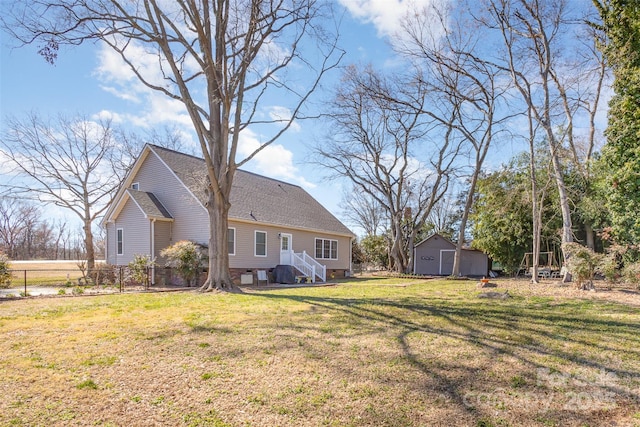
[315,238,338,260]
[255,231,267,257]
[131,182,139,190]
[228,228,236,256]
[116,228,124,255]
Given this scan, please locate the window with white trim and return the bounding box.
[228,228,236,255]
[315,238,338,259]
[116,228,124,255]
[131,182,139,190]
[255,231,267,257]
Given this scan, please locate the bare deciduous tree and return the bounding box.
[2,0,342,291]
[1,113,128,270]
[425,196,460,240]
[0,197,39,259]
[481,0,605,281]
[340,185,388,238]
[318,65,458,273]
[397,3,513,277]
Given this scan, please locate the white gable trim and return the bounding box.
[126,190,174,221]
[101,144,205,226]
[101,146,152,226]
[106,192,131,223]
[106,190,174,223]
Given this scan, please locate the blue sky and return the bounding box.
[0,0,426,235]
[0,0,607,238]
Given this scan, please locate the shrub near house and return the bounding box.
[160,241,204,287]
[0,253,11,288]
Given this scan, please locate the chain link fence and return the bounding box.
[1,265,195,297]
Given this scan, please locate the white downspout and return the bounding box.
[349,236,353,276]
[151,219,156,285]
[114,219,118,266]
[413,246,416,275]
[105,222,110,265]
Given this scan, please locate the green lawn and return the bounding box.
[1,277,639,426]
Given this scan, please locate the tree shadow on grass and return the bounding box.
[248,289,640,424]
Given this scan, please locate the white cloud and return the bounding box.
[268,106,301,132]
[99,85,141,103]
[338,0,439,38]
[0,150,18,176]
[134,92,192,128]
[91,33,310,178]
[94,41,193,132]
[238,129,316,189]
[92,110,125,123]
[95,40,165,87]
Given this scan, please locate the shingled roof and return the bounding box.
[149,145,354,237]
[126,189,173,220]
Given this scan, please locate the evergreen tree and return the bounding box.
[594,0,640,246]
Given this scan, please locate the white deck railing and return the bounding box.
[291,250,326,283]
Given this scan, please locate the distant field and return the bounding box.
[8,260,106,286]
[1,277,639,426]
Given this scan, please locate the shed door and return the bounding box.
[440,250,455,275]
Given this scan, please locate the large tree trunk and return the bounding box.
[83,218,95,272]
[389,216,409,273]
[405,230,417,274]
[585,222,595,250]
[531,201,542,283]
[548,147,573,283]
[529,114,540,284]
[389,224,404,273]
[452,171,480,277]
[200,189,236,292]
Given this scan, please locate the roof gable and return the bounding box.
[415,233,456,249]
[415,233,486,254]
[127,190,173,220]
[116,144,353,237]
[106,189,174,223]
[101,147,152,225]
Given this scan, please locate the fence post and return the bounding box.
[24,270,27,296]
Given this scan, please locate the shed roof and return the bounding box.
[414,233,485,253]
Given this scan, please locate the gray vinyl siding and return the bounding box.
[414,234,488,276]
[105,146,354,274]
[229,220,351,270]
[112,199,151,265]
[293,229,351,271]
[459,251,489,277]
[230,221,277,269]
[414,235,455,276]
[105,222,116,265]
[154,221,172,266]
[133,151,209,246]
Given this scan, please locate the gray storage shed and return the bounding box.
[413,233,489,277]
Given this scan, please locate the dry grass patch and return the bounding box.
[1,278,639,426]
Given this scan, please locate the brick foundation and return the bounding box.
[155,267,351,286]
[231,267,351,285]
